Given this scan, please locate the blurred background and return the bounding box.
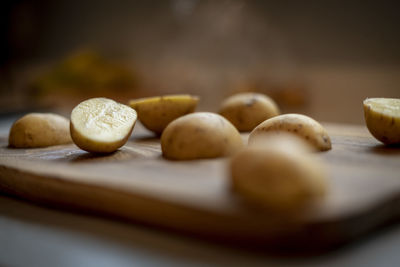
[1,0,400,124]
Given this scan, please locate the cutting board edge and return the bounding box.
[2,162,400,250]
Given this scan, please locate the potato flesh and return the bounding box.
[363,98,400,144]
[364,98,400,116]
[71,98,137,152]
[249,114,331,151]
[130,95,198,106]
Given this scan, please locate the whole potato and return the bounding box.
[249,132,315,153]
[231,134,327,210]
[129,94,199,134]
[9,113,72,148]
[161,112,243,160]
[249,114,331,151]
[70,98,137,153]
[363,98,400,145]
[219,92,280,132]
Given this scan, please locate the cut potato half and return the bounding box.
[129,94,199,134]
[363,98,400,145]
[71,98,137,153]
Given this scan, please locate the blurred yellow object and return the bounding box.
[32,50,137,96]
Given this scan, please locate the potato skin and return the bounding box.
[249,132,315,152]
[129,95,199,134]
[363,98,400,145]
[161,112,243,160]
[230,136,327,210]
[9,113,72,148]
[219,93,279,132]
[249,114,331,151]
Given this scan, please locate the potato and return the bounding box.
[219,92,280,132]
[363,98,400,145]
[249,132,315,153]
[70,98,137,153]
[230,134,327,210]
[249,114,331,151]
[161,112,243,160]
[9,113,72,148]
[129,94,199,134]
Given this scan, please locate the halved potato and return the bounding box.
[219,92,280,132]
[249,114,331,151]
[129,94,199,134]
[70,98,137,153]
[161,112,243,160]
[9,113,72,148]
[363,98,400,145]
[231,134,327,210]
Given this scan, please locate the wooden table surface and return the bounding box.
[1,113,400,266]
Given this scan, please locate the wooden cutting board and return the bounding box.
[1,123,400,250]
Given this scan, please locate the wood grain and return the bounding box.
[1,123,400,250]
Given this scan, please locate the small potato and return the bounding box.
[219,92,280,132]
[70,98,137,153]
[230,135,327,210]
[249,114,331,151]
[161,112,243,160]
[249,132,315,153]
[129,94,199,134]
[9,113,72,148]
[363,98,400,145]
